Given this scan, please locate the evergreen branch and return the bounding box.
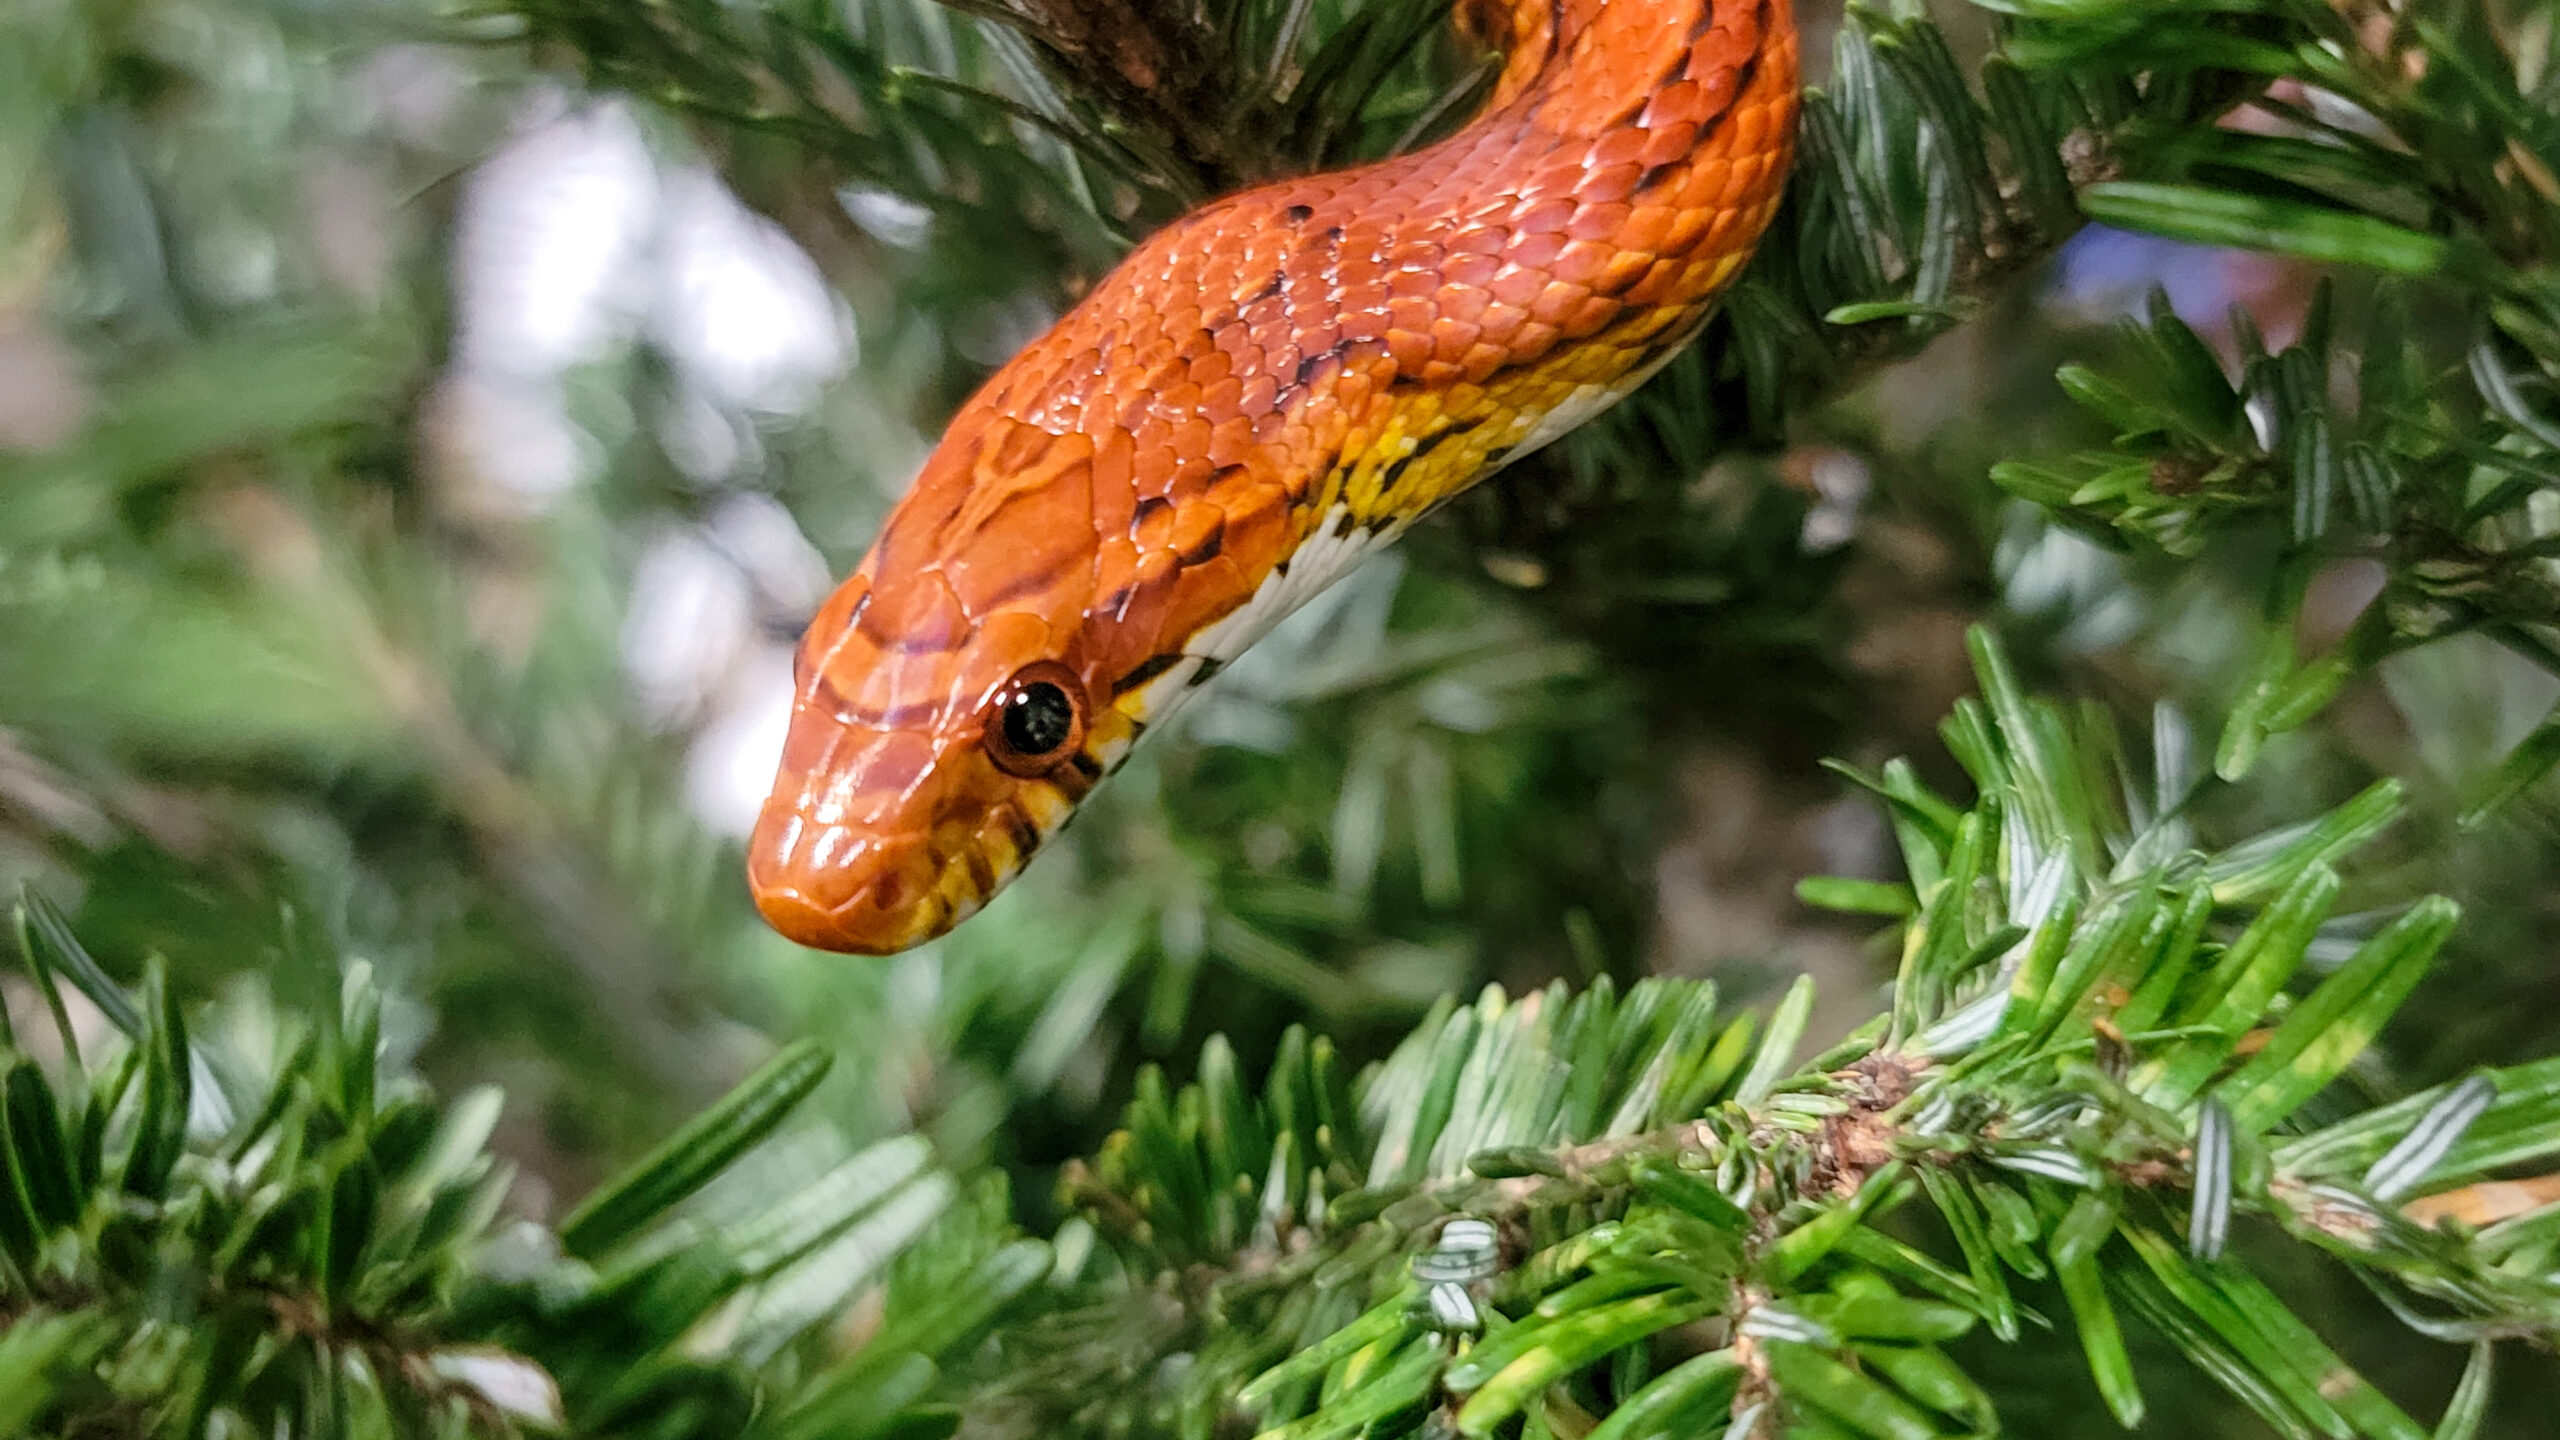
[1993,275,2560,798]
[10,632,2558,1437]
[1024,629,2559,1439]
[0,885,1007,1438]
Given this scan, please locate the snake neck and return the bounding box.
[1465,0,1770,136]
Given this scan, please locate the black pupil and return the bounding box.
[1002,682,1074,757]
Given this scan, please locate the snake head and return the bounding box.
[748,427,1119,954]
[747,570,1116,952]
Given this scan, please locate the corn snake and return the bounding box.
[751,0,1801,953]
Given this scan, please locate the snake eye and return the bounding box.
[984,661,1086,777]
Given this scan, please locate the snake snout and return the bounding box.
[746,807,948,955]
[747,724,962,953]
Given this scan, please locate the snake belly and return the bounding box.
[751,0,1801,953]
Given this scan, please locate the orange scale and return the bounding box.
[1731,104,1774,154]
[1574,161,1644,205]
[988,420,1047,471]
[1511,195,1576,234]
[1332,368,1378,413]
[1527,280,1592,327]
[1328,176,1382,211]
[1420,358,1469,387]
[845,630,948,709]
[1220,497,1289,566]
[1594,248,1653,294]
[1330,245,1384,281]
[1132,498,1180,550]
[1585,125,1649,171]
[1240,228,1291,270]
[1168,499,1225,559]
[1549,237,1614,286]
[1477,299,1531,340]
[1338,279,1391,316]
[1130,438,1180,497]
[1387,266,1440,300]
[1507,230,1566,273]
[1172,554,1248,619]
[1508,159,1583,205]
[1105,572,1179,657]
[1028,392,1085,433]
[1388,294,1436,333]
[1620,259,1682,307]
[1489,266,1550,310]
[1089,425,1136,486]
[1112,390,1156,433]
[1237,373,1279,414]
[1393,232,1445,263]
[856,569,971,654]
[1562,294,1621,339]
[1188,349,1234,387]
[1443,252,1502,290]
[1661,208,1713,254]
[1639,119,1700,168]
[1645,78,1706,127]
[1203,456,1266,503]
[1430,316,1485,361]
[1092,534,1140,590]
[1564,200,1634,245]
[1200,374,1246,417]
[1687,157,1736,204]
[1206,415,1256,468]
[1439,286,1491,326]
[1388,329,1435,375]
[1617,205,1676,256]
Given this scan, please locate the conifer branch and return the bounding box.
[1020,629,2558,1440]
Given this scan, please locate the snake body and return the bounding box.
[751,0,1800,953]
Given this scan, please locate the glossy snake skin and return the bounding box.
[751,0,1801,953]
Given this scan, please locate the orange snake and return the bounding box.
[750,0,1801,953]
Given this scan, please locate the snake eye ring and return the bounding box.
[984,661,1087,777]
